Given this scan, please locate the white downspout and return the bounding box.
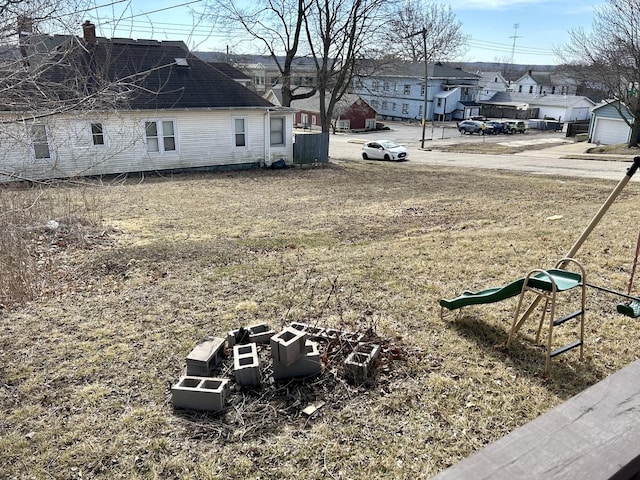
[264,109,271,167]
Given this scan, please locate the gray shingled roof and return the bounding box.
[11,36,274,112]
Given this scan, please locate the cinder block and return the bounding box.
[171,376,230,412]
[186,337,225,376]
[342,331,364,344]
[246,323,276,344]
[273,340,322,380]
[270,327,307,366]
[344,343,381,382]
[227,323,276,348]
[233,343,261,386]
[289,322,325,337]
[322,328,343,340]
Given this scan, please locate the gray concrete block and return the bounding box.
[171,376,230,412]
[233,343,261,386]
[270,327,307,366]
[344,343,381,382]
[289,322,325,337]
[227,323,276,347]
[273,340,322,380]
[185,337,225,376]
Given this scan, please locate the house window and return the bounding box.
[403,84,411,95]
[518,85,523,93]
[355,78,364,88]
[436,98,442,107]
[91,123,104,146]
[301,113,308,127]
[254,75,265,86]
[402,103,409,114]
[529,86,534,93]
[145,120,176,153]
[365,118,376,129]
[382,101,388,110]
[31,124,50,159]
[337,120,350,131]
[311,116,317,125]
[383,82,390,92]
[392,102,397,111]
[370,99,379,108]
[372,81,379,92]
[418,105,423,117]
[270,117,285,146]
[420,85,425,96]
[234,118,246,147]
[552,86,556,94]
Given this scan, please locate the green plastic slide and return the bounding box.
[440,269,583,311]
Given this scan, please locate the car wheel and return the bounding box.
[362,152,368,159]
[384,154,390,161]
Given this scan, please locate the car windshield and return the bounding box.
[380,141,400,149]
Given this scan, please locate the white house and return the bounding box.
[512,70,578,96]
[0,22,294,182]
[476,71,511,102]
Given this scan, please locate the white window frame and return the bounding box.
[31,123,51,160]
[233,117,247,148]
[91,122,105,147]
[145,119,177,154]
[404,84,411,95]
[402,103,409,114]
[270,116,286,146]
[301,113,308,127]
[365,118,376,130]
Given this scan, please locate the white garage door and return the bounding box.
[592,118,630,145]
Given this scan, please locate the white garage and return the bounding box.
[591,117,631,145]
[589,101,634,145]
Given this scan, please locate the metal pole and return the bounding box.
[421,30,428,149]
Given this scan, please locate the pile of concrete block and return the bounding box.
[171,322,379,412]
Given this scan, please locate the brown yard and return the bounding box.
[1,159,639,478]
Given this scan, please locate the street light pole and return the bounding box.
[407,28,429,149]
[421,30,428,149]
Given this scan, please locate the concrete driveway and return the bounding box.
[327,123,638,182]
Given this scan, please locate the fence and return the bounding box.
[293,133,330,165]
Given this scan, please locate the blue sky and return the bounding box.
[86,0,599,65]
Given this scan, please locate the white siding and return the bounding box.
[0,109,292,182]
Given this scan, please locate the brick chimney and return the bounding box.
[82,20,96,45]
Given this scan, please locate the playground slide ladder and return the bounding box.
[506,258,586,375]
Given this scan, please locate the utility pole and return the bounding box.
[509,23,521,65]
[407,28,429,149]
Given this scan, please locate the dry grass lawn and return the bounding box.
[2,160,640,479]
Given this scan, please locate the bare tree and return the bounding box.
[559,0,640,147]
[385,0,467,63]
[205,0,316,107]
[304,0,386,133]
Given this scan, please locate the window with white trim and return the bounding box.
[404,84,411,95]
[31,124,51,159]
[234,118,246,147]
[402,103,409,114]
[91,122,105,146]
[145,120,176,153]
[270,117,285,146]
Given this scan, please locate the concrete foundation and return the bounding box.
[233,343,261,386]
[171,376,230,412]
[185,337,225,376]
[273,340,322,380]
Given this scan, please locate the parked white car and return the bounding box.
[361,140,408,161]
